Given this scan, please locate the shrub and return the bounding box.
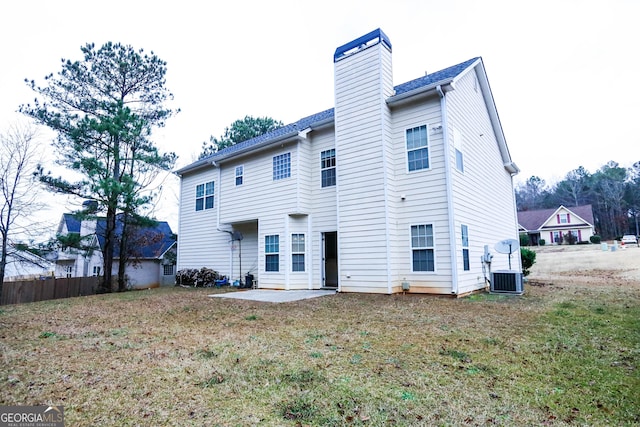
[563,232,577,245]
[590,235,601,244]
[175,268,219,286]
[175,269,199,285]
[520,247,536,277]
[198,267,219,286]
[539,238,546,246]
[519,233,530,247]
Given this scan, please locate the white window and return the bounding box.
[65,265,73,278]
[163,265,175,276]
[411,224,434,272]
[320,149,336,187]
[453,128,464,173]
[235,166,243,186]
[265,235,279,272]
[92,265,101,276]
[558,213,569,224]
[461,225,470,271]
[291,233,305,272]
[406,125,429,171]
[196,181,214,211]
[273,153,291,180]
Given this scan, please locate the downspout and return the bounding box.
[437,84,459,295]
[284,213,290,290]
[307,215,313,290]
[509,171,521,271]
[214,164,234,278]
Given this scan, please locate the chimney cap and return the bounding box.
[334,28,392,62]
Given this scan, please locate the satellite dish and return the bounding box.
[494,239,519,254]
[494,238,519,270]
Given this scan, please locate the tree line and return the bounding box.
[515,161,640,239]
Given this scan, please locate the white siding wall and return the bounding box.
[177,167,228,271]
[447,69,520,295]
[309,127,338,288]
[178,132,338,290]
[258,214,286,289]
[334,41,394,293]
[388,97,453,294]
[113,260,160,289]
[219,142,299,224]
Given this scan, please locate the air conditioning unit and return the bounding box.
[490,270,523,295]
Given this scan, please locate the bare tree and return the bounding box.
[0,122,45,293]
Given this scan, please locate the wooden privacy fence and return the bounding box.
[1,276,100,305]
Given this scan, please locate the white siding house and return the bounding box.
[1,246,54,281]
[54,213,177,289]
[175,29,521,296]
[518,205,595,245]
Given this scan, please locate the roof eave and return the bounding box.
[175,116,335,175]
[473,60,517,174]
[386,79,454,107]
[174,158,216,176]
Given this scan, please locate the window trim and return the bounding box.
[265,235,280,272]
[163,264,175,276]
[406,125,429,172]
[235,165,244,186]
[291,233,305,272]
[461,224,470,271]
[320,149,336,188]
[410,224,435,272]
[273,153,291,181]
[453,128,464,173]
[196,180,215,211]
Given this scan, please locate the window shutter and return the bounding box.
[557,214,560,224]
[567,213,571,223]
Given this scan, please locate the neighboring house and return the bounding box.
[175,29,521,296]
[2,245,55,281]
[55,212,177,289]
[518,205,595,245]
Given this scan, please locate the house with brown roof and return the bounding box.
[518,205,595,245]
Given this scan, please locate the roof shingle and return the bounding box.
[192,57,479,167]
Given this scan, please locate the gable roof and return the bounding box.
[175,56,490,176]
[393,57,480,97]
[1,244,54,270]
[60,213,81,234]
[518,205,595,231]
[94,214,176,259]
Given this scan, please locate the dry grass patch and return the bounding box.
[1,248,639,425]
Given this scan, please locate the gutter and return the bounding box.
[437,84,459,296]
[175,117,335,177]
[387,79,455,107]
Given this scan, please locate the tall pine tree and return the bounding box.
[21,42,177,292]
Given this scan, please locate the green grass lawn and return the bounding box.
[1,279,638,426]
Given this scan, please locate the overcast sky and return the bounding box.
[1,0,638,234]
